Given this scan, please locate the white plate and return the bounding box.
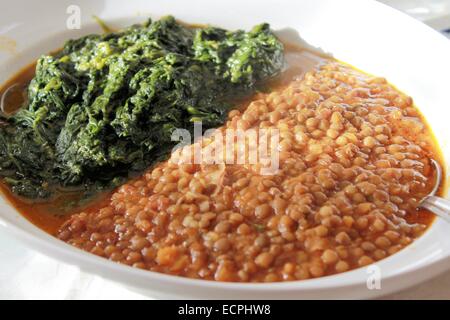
[0,0,449,299]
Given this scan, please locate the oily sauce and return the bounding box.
[0,44,445,235]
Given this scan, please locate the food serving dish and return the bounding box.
[0,0,449,299]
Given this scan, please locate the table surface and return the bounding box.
[1,0,449,300]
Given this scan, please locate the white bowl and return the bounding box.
[1,0,449,299]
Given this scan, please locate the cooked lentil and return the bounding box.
[54,61,443,282]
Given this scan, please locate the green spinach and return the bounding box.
[0,16,284,201]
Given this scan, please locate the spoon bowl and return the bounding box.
[419,159,450,222]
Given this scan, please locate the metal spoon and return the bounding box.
[419,159,450,223]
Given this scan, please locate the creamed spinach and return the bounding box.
[0,16,283,200]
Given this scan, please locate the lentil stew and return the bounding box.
[58,61,445,282]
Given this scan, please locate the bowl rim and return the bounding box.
[2,214,450,294]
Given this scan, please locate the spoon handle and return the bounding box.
[420,196,450,223]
